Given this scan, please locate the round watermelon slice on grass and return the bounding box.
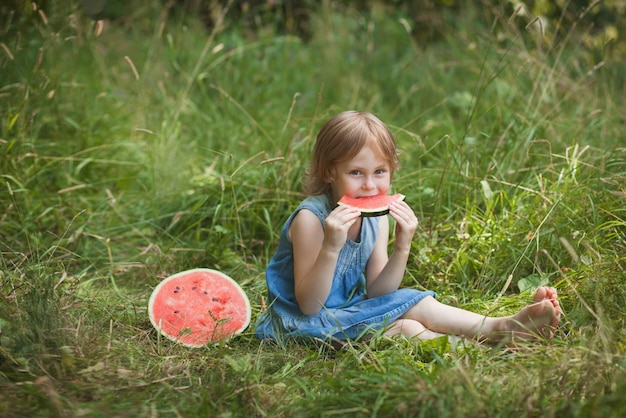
[337,193,405,217]
[148,268,251,347]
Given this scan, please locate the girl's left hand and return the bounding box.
[388,200,418,252]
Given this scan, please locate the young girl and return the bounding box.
[255,110,561,345]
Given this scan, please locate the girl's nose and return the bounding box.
[363,176,375,190]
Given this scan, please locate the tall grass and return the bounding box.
[1,1,625,416]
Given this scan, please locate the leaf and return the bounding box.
[517,274,549,293]
[480,180,494,201]
[79,361,105,375]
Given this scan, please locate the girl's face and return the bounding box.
[330,145,391,202]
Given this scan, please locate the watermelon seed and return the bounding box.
[192,286,197,290]
[174,310,179,314]
[212,297,218,302]
[203,291,208,295]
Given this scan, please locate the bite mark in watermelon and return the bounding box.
[337,193,405,217]
[148,268,251,347]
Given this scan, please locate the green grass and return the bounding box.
[1,1,625,417]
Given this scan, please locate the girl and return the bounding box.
[255,110,561,345]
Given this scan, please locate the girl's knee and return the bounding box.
[387,319,427,338]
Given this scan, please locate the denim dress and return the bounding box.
[255,193,435,342]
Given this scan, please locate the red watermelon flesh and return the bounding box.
[148,269,251,347]
[337,193,405,217]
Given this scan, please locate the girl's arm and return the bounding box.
[365,200,417,297]
[291,205,361,315]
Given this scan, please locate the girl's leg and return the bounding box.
[402,286,561,342]
[385,318,446,340]
[385,318,471,348]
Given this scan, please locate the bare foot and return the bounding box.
[533,286,562,330]
[495,286,561,342]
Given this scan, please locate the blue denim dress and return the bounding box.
[255,194,435,341]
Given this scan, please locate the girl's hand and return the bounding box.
[323,205,362,252]
[388,200,418,252]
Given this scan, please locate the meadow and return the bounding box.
[1,1,625,416]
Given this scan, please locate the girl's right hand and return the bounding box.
[323,205,361,252]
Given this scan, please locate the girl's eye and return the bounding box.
[375,169,387,175]
[349,170,362,176]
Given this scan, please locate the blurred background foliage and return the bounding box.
[3,0,625,62]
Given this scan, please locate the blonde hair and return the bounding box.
[303,111,399,196]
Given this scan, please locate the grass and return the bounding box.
[1,1,625,417]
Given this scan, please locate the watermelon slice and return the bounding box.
[337,193,406,217]
[148,268,251,347]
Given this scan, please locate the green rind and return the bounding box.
[360,209,390,217]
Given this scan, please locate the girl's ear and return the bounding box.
[324,167,336,183]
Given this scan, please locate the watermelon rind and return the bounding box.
[148,268,251,347]
[361,209,391,218]
[337,194,405,217]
